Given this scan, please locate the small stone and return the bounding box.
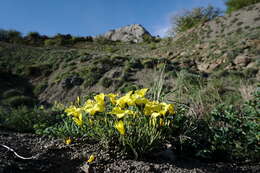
[80,163,96,173]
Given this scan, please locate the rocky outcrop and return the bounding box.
[102,24,152,43]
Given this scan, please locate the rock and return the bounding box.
[81,163,96,173]
[246,62,257,68]
[197,63,210,72]
[102,24,152,43]
[233,55,251,66]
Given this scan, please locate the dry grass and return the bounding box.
[239,83,255,101]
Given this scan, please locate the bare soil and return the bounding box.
[0,129,259,173]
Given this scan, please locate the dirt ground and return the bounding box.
[0,129,259,173]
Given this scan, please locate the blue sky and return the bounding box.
[0,0,226,37]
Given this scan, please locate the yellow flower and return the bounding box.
[159,102,175,115]
[144,101,175,117]
[87,154,95,163]
[144,101,161,116]
[94,93,105,105]
[134,97,149,105]
[134,88,148,97]
[116,91,134,107]
[72,113,83,126]
[65,105,82,117]
[65,138,72,145]
[107,93,118,105]
[114,120,125,135]
[110,107,136,118]
[90,103,105,116]
[83,96,105,116]
[76,96,80,105]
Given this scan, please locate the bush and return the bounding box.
[47,89,175,159]
[173,88,260,161]
[0,29,9,41]
[44,39,57,46]
[225,0,260,13]
[0,29,23,43]
[0,106,63,133]
[24,32,46,45]
[169,5,222,35]
[44,34,73,46]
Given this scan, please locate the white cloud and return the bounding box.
[154,24,171,37]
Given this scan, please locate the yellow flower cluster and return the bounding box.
[65,88,175,135]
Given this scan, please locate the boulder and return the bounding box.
[102,24,152,43]
[233,55,251,67]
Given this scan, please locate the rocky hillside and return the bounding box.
[0,3,259,106]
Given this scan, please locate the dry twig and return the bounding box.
[0,144,37,160]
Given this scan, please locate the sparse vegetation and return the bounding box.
[169,5,222,35]
[225,0,260,13]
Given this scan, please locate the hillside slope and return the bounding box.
[0,3,259,107]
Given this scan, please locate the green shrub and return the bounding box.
[6,30,23,43]
[0,106,62,133]
[44,39,57,46]
[169,5,222,35]
[225,0,260,13]
[24,32,45,45]
[173,88,260,161]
